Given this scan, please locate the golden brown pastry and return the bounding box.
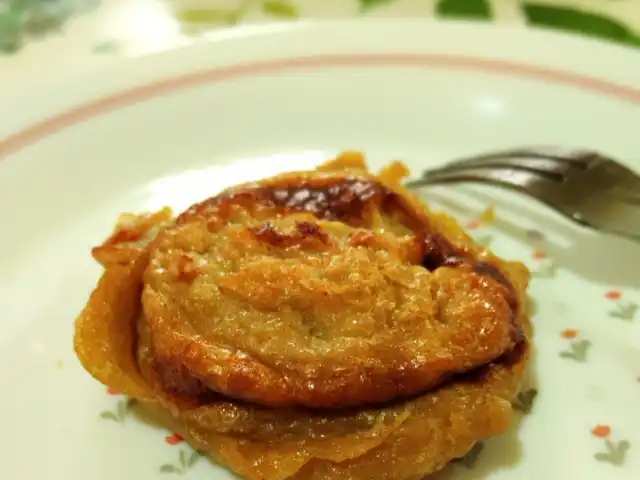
[74,152,532,480]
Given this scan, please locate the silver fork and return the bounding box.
[405,147,640,243]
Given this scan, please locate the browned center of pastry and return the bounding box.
[140,173,520,408]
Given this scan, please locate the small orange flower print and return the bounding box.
[561,329,578,339]
[605,290,622,301]
[165,433,184,445]
[107,386,121,396]
[592,425,611,438]
[531,250,548,260]
[465,220,481,230]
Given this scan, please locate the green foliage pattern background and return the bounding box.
[1,0,639,55]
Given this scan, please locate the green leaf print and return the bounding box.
[22,5,67,36]
[358,0,396,13]
[522,4,640,48]
[595,440,631,466]
[609,302,638,321]
[0,0,101,54]
[98,397,135,422]
[116,399,127,420]
[92,39,120,54]
[512,388,538,414]
[160,464,180,474]
[0,11,23,53]
[187,451,201,468]
[559,339,591,362]
[436,0,492,20]
[159,449,201,475]
[176,8,239,25]
[99,411,118,421]
[262,0,299,19]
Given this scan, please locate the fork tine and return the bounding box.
[407,166,538,189]
[406,166,590,228]
[430,146,603,180]
[406,166,565,208]
[429,156,569,180]
[406,149,640,243]
[447,146,596,168]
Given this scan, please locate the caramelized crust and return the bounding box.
[138,165,521,408]
[74,152,532,480]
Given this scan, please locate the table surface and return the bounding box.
[1,0,639,95]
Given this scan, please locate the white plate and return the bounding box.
[1,20,639,480]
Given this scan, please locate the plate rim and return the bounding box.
[1,20,640,163]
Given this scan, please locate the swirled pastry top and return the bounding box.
[108,153,525,409]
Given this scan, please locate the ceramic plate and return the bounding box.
[1,20,639,480]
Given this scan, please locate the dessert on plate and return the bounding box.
[74,152,532,480]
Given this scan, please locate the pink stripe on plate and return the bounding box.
[1,53,639,160]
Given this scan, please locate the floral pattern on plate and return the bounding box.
[591,426,631,466]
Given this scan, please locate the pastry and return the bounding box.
[74,152,532,480]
